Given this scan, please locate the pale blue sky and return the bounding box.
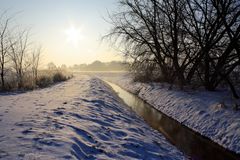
[0,0,121,66]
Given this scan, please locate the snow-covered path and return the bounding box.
[0,75,185,160]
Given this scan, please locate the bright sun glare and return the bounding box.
[65,25,83,46]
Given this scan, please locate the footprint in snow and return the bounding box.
[111,130,128,138]
[0,150,8,159]
[69,125,97,144]
[22,128,34,135]
[53,111,64,116]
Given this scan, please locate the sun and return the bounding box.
[64,25,83,46]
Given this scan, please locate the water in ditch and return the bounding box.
[105,81,240,160]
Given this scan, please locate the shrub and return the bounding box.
[0,70,71,91]
[36,75,53,88]
[4,81,18,91]
[53,72,67,83]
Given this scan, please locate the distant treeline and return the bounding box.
[69,61,129,71]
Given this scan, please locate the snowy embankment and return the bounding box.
[102,73,240,154]
[0,75,185,160]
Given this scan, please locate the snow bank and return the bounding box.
[0,75,185,159]
[103,73,240,154]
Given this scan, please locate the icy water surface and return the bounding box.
[105,81,240,160]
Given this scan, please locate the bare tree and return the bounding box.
[107,0,240,97]
[47,62,57,70]
[106,0,171,82]
[0,12,11,90]
[184,0,240,97]
[31,45,42,84]
[106,0,195,86]
[9,28,30,88]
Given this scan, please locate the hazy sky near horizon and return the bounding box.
[0,0,122,66]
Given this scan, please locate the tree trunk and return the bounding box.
[1,62,4,90]
[1,71,4,90]
[223,75,239,99]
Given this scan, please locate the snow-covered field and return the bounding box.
[0,75,185,160]
[99,73,240,154]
